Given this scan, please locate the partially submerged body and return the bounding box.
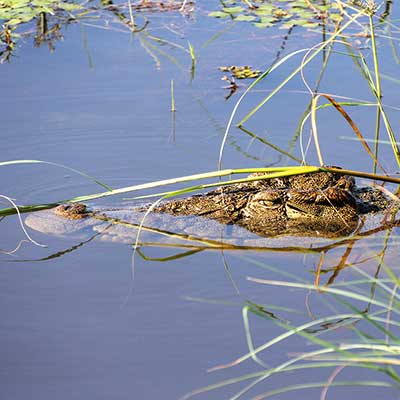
[25,171,398,245]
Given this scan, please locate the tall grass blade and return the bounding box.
[253,380,394,400]
[357,52,400,166]
[247,278,400,315]
[368,11,383,173]
[236,10,364,127]
[311,95,324,165]
[170,79,176,112]
[322,94,386,172]
[218,48,310,169]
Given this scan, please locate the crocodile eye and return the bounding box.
[258,200,273,206]
[257,199,280,209]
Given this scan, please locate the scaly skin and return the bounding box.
[25,171,396,239]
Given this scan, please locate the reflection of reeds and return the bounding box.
[182,262,400,400]
[181,213,400,397]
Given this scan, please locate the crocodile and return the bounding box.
[25,170,396,243]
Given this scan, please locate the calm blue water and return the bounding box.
[1,2,400,399]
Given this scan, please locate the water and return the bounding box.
[1,2,400,399]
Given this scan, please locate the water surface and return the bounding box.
[1,2,400,399]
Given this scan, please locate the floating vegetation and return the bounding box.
[127,0,194,12]
[0,0,83,26]
[219,65,262,79]
[208,0,345,29]
[219,65,262,99]
[0,0,83,60]
[0,0,195,62]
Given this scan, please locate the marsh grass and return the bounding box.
[217,1,400,171]
[180,1,400,398]
[180,259,400,399]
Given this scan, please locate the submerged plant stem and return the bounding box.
[370,13,382,173]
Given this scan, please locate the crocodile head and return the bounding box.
[238,184,358,237]
[285,186,358,236]
[26,172,385,242]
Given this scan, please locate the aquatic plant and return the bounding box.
[179,2,400,398]
[0,0,194,61]
[179,240,400,399]
[209,0,342,29]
